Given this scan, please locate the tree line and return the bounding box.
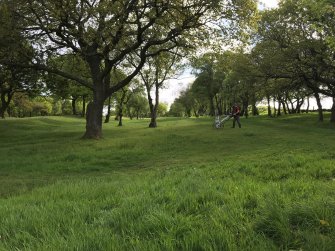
[170,0,335,123]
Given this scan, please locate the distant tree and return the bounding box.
[191,53,229,116]
[115,87,131,127]
[126,92,148,120]
[157,102,168,117]
[138,50,182,127]
[168,101,185,117]
[45,55,91,116]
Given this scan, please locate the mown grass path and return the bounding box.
[0,115,334,250]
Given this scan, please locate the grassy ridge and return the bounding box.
[0,115,334,250]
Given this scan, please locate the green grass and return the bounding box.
[0,114,334,250]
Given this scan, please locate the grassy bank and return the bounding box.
[0,115,334,250]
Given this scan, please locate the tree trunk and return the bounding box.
[146,82,159,128]
[82,87,104,139]
[277,97,281,116]
[284,98,291,114]
[0,108,5,119]
[273,97,277,117]
[0,91,13,119]
[306,97,310,113]
[215,95,223,115]
[0,92,6,118]
[7,106,11,117]
[330,97,335,123]
[223,102,228,115]
[104,96,112,123]
[209,96,215,116]
[118,107,123,126]
[71,97,78,115]
[81,95,86,117]
[314,91,323,122]
[149,85,159,128]
[193,107,199,117]
[149,105,157,127]
[252,101,258,116]
[281,100,287,115]
[267,95,272,117]
[82,49,107,139]
[297,97,304,114]
[242,99,249,118]
[288,97,295,114]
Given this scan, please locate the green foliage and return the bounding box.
[254,0,335,99]
[0,114,334,250]
[157,103,168,117]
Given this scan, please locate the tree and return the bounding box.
[168,100,186,117]
[126,92,148,120]
[139,50,182,127]
[45,55,91,116]
[191,52,229,116]
[1,0,258,138]
[254,0,335,122]
[0,1,40,118]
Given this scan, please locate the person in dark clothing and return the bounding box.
[232,104,241,128]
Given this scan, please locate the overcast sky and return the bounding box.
[260,0,279,9]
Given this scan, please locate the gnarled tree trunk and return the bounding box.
[82,84,105,139]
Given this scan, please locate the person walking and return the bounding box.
[232,103,241,128]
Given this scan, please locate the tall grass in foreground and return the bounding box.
[0,114,334,250]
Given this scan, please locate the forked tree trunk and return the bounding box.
[314,92,323,122]
[284,99,291,114]
[147,83,159,128]
[281,100,287,114]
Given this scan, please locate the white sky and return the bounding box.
[259,0,279,9]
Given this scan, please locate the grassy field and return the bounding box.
[0,114,334,250]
